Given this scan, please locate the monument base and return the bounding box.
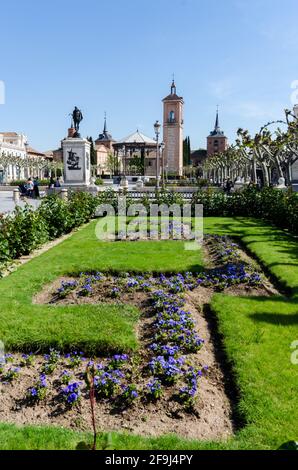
[62,137,91,187]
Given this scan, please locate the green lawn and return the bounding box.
[0,220,202,353]
[204,217,298,297]
[0,217,297,450]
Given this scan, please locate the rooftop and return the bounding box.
[116,130,156,146]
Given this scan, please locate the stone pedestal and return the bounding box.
[120,176,129,189]
[62,138,91,187]
[136,177,144,189]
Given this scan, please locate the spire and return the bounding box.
[214,105,219,131]
[209,106,225,137]
[103,111,107,133]
[171,74,176,95]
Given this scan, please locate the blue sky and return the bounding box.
[0,0,297,151]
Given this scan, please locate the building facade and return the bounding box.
[207,109,228,157]
[0,132,27,182]
[94,116,115,174]
[113,130,158,177]
[162,81,184,176]
[0,132,50,183]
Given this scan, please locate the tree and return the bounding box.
[106,153,120,176]
[87,137,97,166]
[128,155,144,175]
[183,136,191,166]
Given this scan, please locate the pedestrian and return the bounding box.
[54,177,61,188]
[26,178,34,197]
[226,178,233,195]
[33,177,40,198]
[49,176,55,189]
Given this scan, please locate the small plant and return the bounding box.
[147,379,163,401]
[56,280,78,299]
[4,353,14,363]
[121,384,139,404]
[20,353,35,367]
[60,370,73,385]
[66,351,86,369]
[62,381,82,406]
[79,283,93,297]
[126,278,139,292]
[178,366,208,409]
[94,369,124,398]
[108,354,129,369]
[42,349,60,374]
[148,356,184,385]
[28,374,47,401]
[110,287,120,298]
[2,367,20,382]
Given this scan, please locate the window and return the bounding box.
[169,111,175,123]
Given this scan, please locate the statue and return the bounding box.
[67,149,81,170]
[70,106,83,137]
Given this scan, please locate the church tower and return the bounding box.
[207,108,228,156]
[162,80,184,176]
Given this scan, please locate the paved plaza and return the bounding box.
[0,191,41,213]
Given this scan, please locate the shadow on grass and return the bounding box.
[250,312,298,326]
[203,303,246,432]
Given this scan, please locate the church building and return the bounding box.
[207,108,228,156]
[162,80,184,176]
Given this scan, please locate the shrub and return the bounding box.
[191,187,298,234]
[4,205,49,258]
[0,192,99,273]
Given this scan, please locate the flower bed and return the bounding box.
[0,235,278,440]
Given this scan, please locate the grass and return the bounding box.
[210,294,298,449]
[204,217,298,297]
[0,216,297,449]
[0,220,202,353]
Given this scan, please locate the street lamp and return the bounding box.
[154,120,161,190]
[160,142,165,189]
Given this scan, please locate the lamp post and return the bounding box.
[160,142,165,189]
[154,120,161,190]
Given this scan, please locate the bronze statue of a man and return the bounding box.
[71,106,83,133]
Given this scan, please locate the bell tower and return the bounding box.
[162,80,184,176]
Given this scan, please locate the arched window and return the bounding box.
[169,111,175,123]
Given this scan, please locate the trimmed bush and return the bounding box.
[191,187,298,234]
[0,192,99,272]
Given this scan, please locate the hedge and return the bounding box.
[191,187,298,234]
[0,192,99,274]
